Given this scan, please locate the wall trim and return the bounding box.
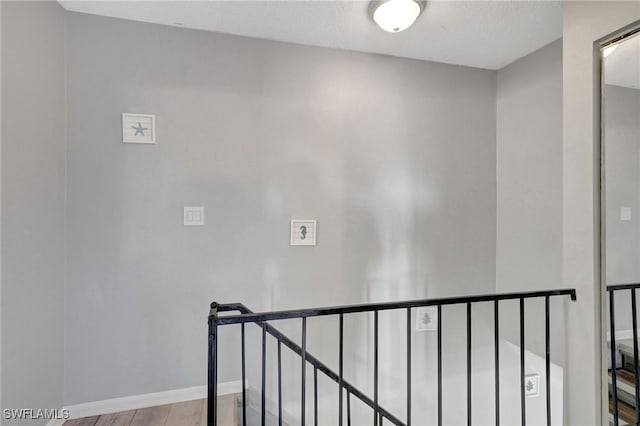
[46,380,243,425]
[606,329,634,342]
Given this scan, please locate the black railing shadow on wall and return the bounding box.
[208,289,577,426]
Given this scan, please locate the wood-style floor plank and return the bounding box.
[199,399,207,426]
[129,404,171,426]
[64,417,100,426]
[165,399,203,426]
[200,395,237,426]
[610,396,636,425]
[95,410,136,426]
[218,394,237,426]
[64,395,241,426]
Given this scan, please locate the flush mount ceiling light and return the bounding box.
[369,0,426,33]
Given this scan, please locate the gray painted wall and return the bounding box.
[604,84,640,332]
[562,2,640,424]
[1,1,66,424]
[495,40,565,364]
[494,40,565,424]
[496,39,563,294]
[64,12,497,405]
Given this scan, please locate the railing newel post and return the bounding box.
[207,302,219,426]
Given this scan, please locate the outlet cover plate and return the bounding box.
[621,207,632,221]
[184,206,205,226]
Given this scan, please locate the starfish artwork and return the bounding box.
[132,122,148,136]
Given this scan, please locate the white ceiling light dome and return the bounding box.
[370,0,426,33]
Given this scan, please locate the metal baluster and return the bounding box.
[545,296,550,426]
[520,299,526,426]
[632,289,640,425]
[207,306,218,426]
[339,313,344,426]
[241,323,247,426]
[467,303,472,426]
[302,317,307,426]
[262,325,267,426]
[611,290,619,426]
[374,310,379,426]
[407,308,412,426]
[438,304,442,426]
[495,300,500,426]
[314,366,318,426]
[278,340,282,426]
[347,391,352,426]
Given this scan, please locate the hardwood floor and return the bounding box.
[64,395,237,426]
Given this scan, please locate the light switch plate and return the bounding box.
[184,206,204,226]
[290,220,316,246]
[621,207,632,221]
[524,374,540,397]
[416,306,438,332]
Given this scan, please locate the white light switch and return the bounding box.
[621,207,632,221]
[184,206,204,226]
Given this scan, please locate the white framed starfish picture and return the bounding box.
[122,113,156,144]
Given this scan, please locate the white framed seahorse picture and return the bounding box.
[122,113,156,144]
[290,219,316,246]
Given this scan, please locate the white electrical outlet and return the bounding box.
[415,306,438,331]
[524,374,540,397]
[184,206,204,226]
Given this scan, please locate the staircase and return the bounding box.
[208,289,577,426]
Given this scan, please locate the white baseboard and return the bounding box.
[607,329,634,342]
[50,380,244,424]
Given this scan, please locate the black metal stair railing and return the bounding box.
[607,283,640,426]
[208,289,577,426]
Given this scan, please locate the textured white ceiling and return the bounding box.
[605,33,640,90]
[58,0,562,70]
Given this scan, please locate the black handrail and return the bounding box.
[208,288,577,426]
[607,283,640,426]
[212,289,577,324]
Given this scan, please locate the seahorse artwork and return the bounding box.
[300,225,307,240]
